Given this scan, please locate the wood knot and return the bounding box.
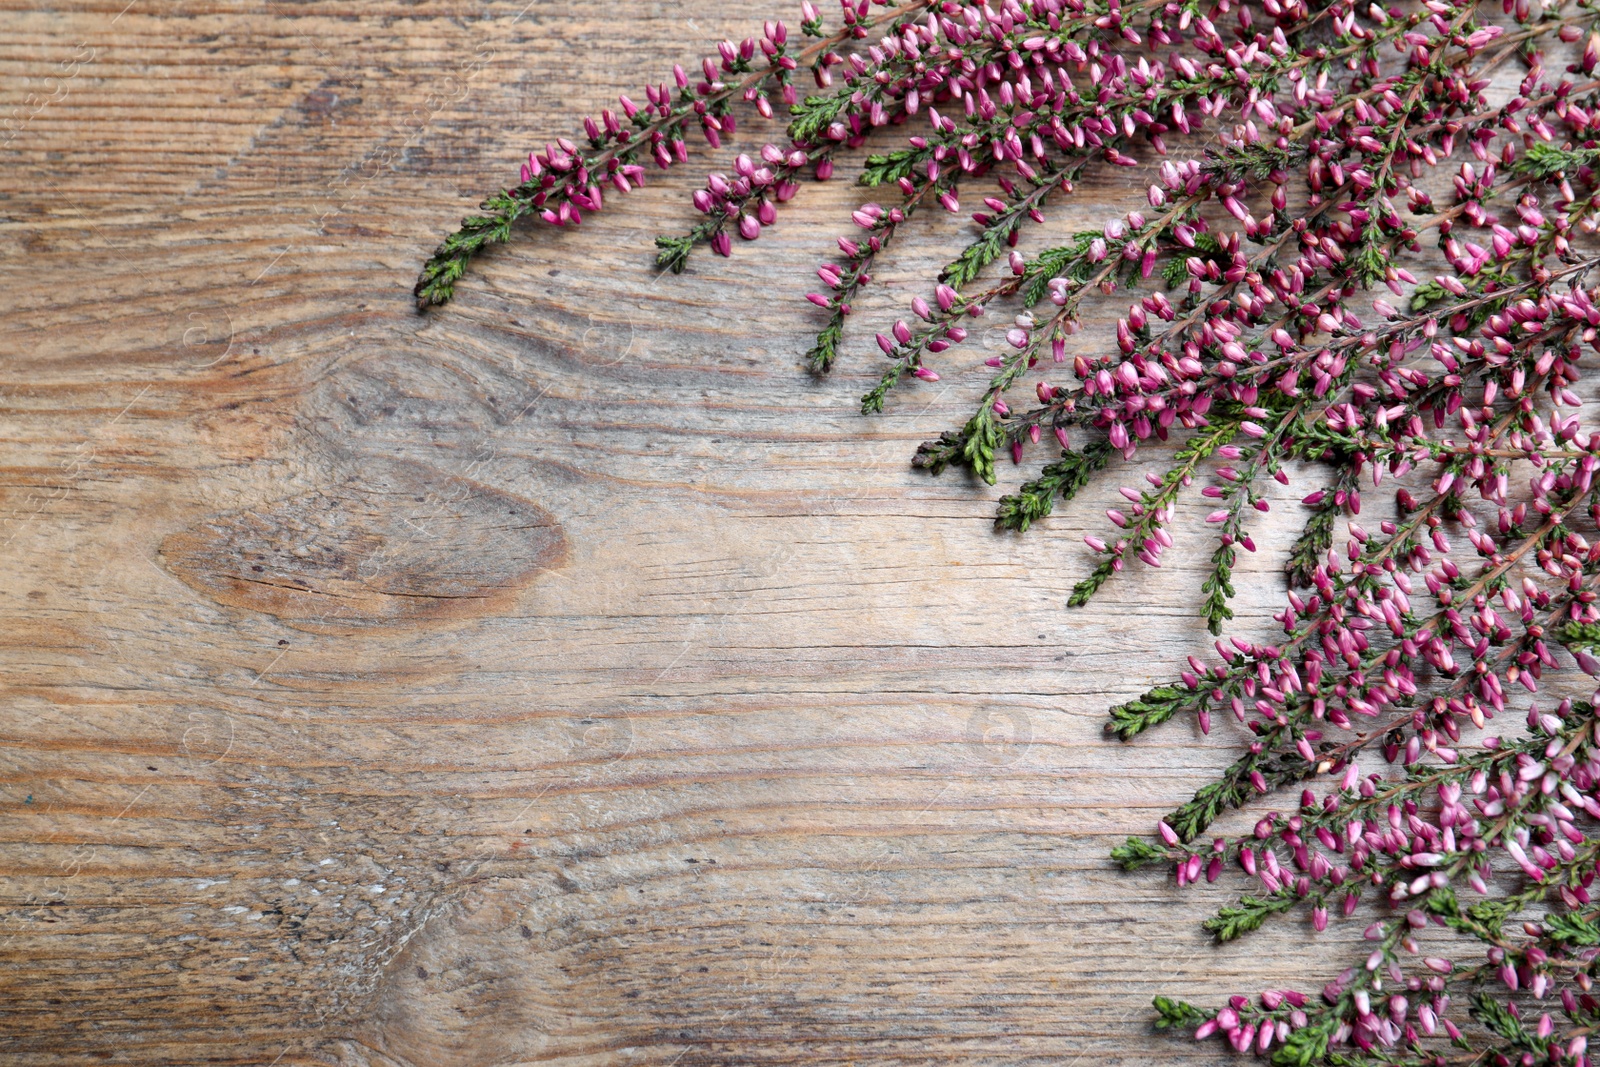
[159,458,565,632]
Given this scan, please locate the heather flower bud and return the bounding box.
[850,204,882,229]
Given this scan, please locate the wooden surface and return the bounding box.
[0,2,1375,1064]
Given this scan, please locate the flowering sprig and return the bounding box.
[418,0,1600,1061]
[415,0,937,307]
[805,175,950,370]
[907,190,1206,477]
[1127,696,1600,1062]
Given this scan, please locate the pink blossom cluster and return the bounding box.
[421,0,1600,1059]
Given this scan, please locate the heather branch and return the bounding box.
[411,1,1600,1061]
[414,0,937,308]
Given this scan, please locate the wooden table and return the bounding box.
[0,2,1366,1062]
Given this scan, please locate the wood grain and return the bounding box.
[0,2,1381,1063]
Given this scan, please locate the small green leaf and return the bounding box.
[995,442,1114,532]
[1204,891,1299,942]
[1560,621,1600,652]
[1106,685,1193,741]
[1152,996,1209,1030]
[807,316,844,374]
[1111,836,1170,870]
[860,147,923,187]
[959,410,1001,485]
[654,234,695,274]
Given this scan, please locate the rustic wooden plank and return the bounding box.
[0,1,1389,1064]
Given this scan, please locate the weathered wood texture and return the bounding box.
[0,2,1376,1064]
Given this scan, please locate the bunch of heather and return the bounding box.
[418,0,1600,1061]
